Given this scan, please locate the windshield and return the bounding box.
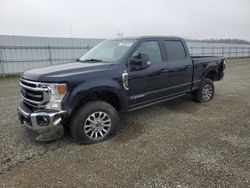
[79,39,135,62]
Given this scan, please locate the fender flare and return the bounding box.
[63,79,126,113]
[203,62,218,79]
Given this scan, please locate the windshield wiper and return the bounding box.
[82,58,104,62]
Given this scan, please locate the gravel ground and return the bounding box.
[0,58,249,187]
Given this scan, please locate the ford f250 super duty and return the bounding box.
[17,36,226,144]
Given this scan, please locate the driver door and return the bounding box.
[127,40,169,108]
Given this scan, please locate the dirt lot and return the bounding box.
[0,58,249,187]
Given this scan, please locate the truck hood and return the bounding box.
[22,61,113,82]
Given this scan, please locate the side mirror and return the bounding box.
[129,53,151,71]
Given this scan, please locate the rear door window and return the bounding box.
[164,41,186,60]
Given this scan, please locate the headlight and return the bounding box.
[45,83,67,110]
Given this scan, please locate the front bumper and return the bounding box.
[17,101,66,141]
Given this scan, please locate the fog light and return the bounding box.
[37,116,50,126]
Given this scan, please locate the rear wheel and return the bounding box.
[193,78,214,103]
[70,100,119,144]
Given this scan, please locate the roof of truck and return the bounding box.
[112,36,184,41]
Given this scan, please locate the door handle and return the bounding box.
[184,65,192,70]
[160,68,169,73]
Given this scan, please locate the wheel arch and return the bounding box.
[203,63,218,81]
[63,79,127,114]
[205,69,217,80]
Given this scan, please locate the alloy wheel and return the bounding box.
[83,111,112,140]
[202,83,213,101]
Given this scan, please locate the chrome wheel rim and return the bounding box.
[202,83,213,101]
[84,111,111,140]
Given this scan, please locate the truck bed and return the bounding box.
[191,56,225,83]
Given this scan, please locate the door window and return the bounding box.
[164,40,186,61]
[133,41,162,64]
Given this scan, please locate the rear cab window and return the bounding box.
[163,40,186,61]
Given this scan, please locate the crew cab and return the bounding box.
[17,36,226,144]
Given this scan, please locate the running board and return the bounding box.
[128,93,186,112]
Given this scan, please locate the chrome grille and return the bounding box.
[20,79,49,107]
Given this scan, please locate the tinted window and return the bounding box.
[164,41,186,60]
[133,41,162,64]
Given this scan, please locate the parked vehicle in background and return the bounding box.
[17,36,226,144]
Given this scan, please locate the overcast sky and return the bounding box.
[0,0,250,40]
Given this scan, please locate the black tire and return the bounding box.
[70,100,119,144]
[192,78,215,103]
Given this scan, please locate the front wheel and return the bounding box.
[70,100,120,144]
[192,78,215,103]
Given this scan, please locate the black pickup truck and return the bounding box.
[17,36,226,144]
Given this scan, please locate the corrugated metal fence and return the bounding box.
[189,46,250,58]
[1,35,250,76]
[0,35,103,76]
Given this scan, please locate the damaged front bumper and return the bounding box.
[17,101,66,141]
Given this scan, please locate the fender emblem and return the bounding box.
[122,71,129,90]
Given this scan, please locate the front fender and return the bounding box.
[62,79,126,113]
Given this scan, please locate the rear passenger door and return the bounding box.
[162,40,193,95]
